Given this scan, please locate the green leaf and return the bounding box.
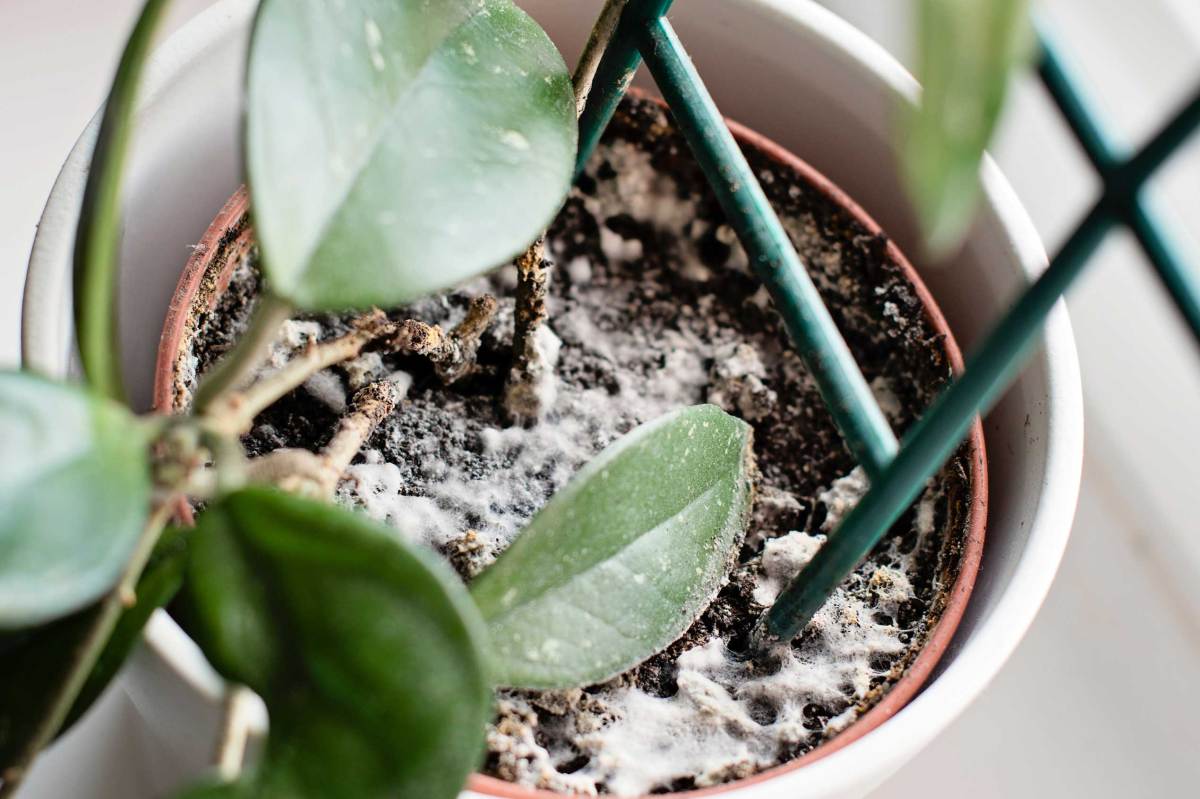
[184,489,490,799]
[74,0,172,401]
[471,404,756,689]
[246,0,577,311]
[0,371,151,629]
[0,527,188,765]
[904,0,1031,254]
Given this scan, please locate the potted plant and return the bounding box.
[154,85,988,796]
[11,1,1089,796]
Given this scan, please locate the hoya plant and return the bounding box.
[0,0,1025,797]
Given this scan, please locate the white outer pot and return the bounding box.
[21,1,1083,797]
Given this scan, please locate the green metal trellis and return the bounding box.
[576,0,1200,643]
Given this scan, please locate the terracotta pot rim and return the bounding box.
[153,92,987,799]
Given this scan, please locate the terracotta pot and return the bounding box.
[22,2,1081,797]
[153,87,987,798]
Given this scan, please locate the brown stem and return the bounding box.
[572,0,630,115]
[501,2,626,423]
[202,310,394,437]
[204,296,498,437]
[317,379,402,495]
[192,293,294,414]
[504,238,553,422]
[243,380,403,499]
[244,448,328,496]
[393,294,497,385]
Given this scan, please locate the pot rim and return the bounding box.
[20,1,1082,796]
[151,89,988,799]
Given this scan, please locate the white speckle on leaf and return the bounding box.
[364,18,382,48]
[500,129,530,151]
[364,19,385,71]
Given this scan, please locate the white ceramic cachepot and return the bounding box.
[21,1,1083,797]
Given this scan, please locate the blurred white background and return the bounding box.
[1,0,1197,795]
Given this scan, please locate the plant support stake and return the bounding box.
[580,0,900,479]
[573,0,1200,644]
[761,27,1200,639]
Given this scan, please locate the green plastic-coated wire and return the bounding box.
[575,0,1200,642]
[635,16,900,479]
[579,0,899,479]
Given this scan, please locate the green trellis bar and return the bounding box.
[578,0,899,480]
[577,0,1200,642]
[764,198,1114,640]
[1038,26,1200,343]
[765,29,1200,638]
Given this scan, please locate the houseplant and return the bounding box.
[9,1,1089,796]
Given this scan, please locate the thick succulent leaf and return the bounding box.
[246,0,577,311]
[471,405,756,689]
[0,527,188,765]
[184,489,490,799]
[0,371,151,628]
[904,0,1031,254]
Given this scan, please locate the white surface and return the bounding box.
[0,0,1191,797]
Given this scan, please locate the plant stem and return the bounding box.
[503,239,552,422]
[318,380,403,494]
[0,499,176,798]
[201,296,495,436]
[245,449,328,494]
[73,0,172,403]
[573,0,629,116]
[214,685,257,782]
[202,310,392,437]
[396,294,498,384]
[193,293,294,415]
[503,2,627,420]
[245,380,403,498]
